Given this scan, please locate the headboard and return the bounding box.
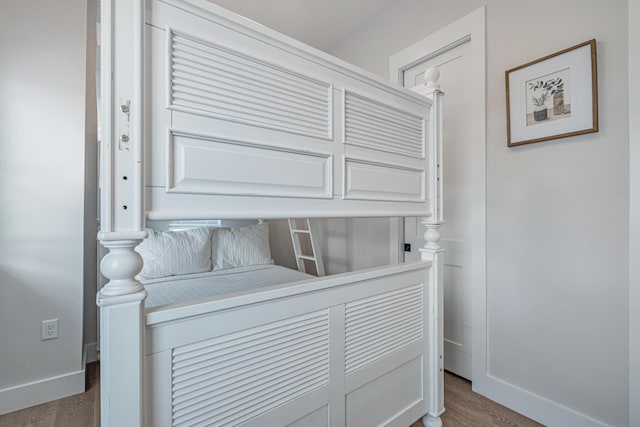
[137,0,443,221]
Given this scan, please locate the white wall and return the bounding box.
[316,218,392,275]
[328,1,629,426]
[268,218,392,275]
[83,0,99,363]
[266,219,298,270]
[629,0,640,425]
[0,0,90,414]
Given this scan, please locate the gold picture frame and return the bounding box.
[506,39,598,147]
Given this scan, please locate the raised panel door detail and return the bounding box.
[345,357,423,427]
[168,130,332,198]
[343,158,425,202]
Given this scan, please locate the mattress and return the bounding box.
[142,264,314,308]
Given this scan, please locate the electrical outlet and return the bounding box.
[41,319,58,341]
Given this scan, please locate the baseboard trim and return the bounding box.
[474,374,608,427]
[84,342,98,364]
[0,362,86,416]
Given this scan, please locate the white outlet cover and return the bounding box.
[41,319,58,340]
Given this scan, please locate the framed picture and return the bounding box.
[506,39,598,147]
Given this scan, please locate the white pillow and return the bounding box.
[212,222,274,270]
[135,227,212,279]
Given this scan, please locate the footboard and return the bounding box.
[145,262,434,427]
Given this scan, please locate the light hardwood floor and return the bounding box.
[0,363,100,427]
[413,373,543,427]
[0,365,541,427]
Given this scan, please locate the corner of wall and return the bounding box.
[0,0,90,415]
[628,0,640,425]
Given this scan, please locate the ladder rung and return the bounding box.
[288,218,325,277]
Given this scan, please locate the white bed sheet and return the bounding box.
[142,264,313,308]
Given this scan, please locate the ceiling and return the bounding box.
[207,0,396,52]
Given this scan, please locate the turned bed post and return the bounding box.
[418,69,445,427]
[97,0,147,426]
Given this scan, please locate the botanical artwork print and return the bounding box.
[525,68,571,126]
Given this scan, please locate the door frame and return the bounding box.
[389,6,486,385]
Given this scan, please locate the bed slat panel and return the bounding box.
[344,91,425,159]
[171,310,330,426]
[168,29,332,140]
[345,283,424,374]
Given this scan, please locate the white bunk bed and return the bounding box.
[97,0,445,426]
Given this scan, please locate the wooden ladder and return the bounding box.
[287,218,325,277]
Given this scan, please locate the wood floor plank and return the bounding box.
[411,372,543,427]
[0,363,99,427]
[1,364,541,427]
[91,365,100,427]
[53,366,98,427]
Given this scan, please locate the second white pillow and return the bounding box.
[212,222,274,270]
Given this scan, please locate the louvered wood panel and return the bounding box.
[345,284,423,374]
[344,91,425,159]
[167,29,332,139]
[171,311,330,426]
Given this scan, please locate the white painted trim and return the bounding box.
[479,375,608,427]
[145,261,431,325]
[389,3,486,386]
[132,0,144,231]
[0,366,85,415]
[100,0,113,232]
[629,0,640,425]
[85,341,99,363]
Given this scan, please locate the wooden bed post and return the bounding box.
[418,69,445,427]
[420,219,445,427]
[97,0,147,426]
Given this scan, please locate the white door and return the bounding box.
[390,8,486,381]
